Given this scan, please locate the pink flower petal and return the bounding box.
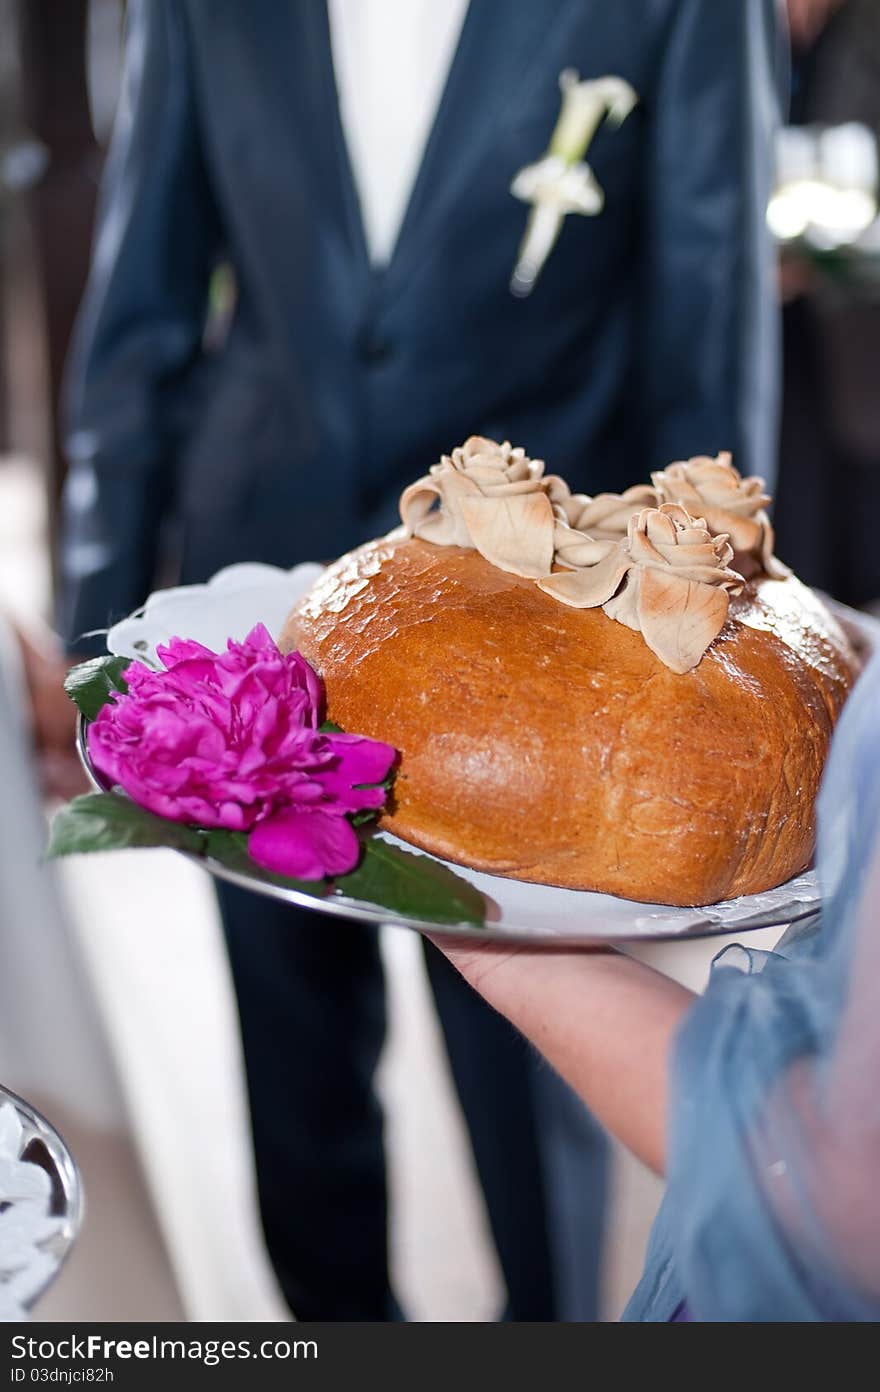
[312,735,396,811]
[87,628,395,841]
[157,636,218,669]
[249,808,360,880]
[327,733,397,784]
[286,651,324,726]
[238,623,277,655]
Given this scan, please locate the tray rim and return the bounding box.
[72,574,877,946]
[75,713,823,946]
[0,1083,84,1309]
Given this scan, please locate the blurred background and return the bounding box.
[1,0,879,1324]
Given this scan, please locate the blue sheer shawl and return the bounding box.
[625,646,880,1321]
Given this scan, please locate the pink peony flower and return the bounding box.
[87,624,396,880]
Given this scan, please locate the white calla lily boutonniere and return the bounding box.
[510,70,638,297]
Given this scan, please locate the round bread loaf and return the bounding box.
[280,534,856,906]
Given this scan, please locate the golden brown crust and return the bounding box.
[280,536,857,906]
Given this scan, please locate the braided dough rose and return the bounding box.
[652,452,788,580]
[400,436,569,578]
[550,481,661,568]
[539,503,744,673]
[553,483,660,541]
[400,438,748,671]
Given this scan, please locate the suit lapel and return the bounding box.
[296,0,373,287]
[381,0,575,291]
[287,0,579,294]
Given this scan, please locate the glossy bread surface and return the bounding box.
[281,537,856,905]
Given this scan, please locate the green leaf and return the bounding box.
[46,792,205,858]
[319,720,343,734]
[335,838,485,927]
[203,830,328,899]
[64,656,131,720]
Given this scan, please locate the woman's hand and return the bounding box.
[786,0,845,50]
[429,932,695,1176]
[15,620,88,801]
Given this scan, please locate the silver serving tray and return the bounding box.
[70,564,879,946]
[0,1084,83,1310]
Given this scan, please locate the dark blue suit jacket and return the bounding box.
[60,0,783,646]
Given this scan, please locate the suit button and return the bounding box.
[358,330,392,364]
